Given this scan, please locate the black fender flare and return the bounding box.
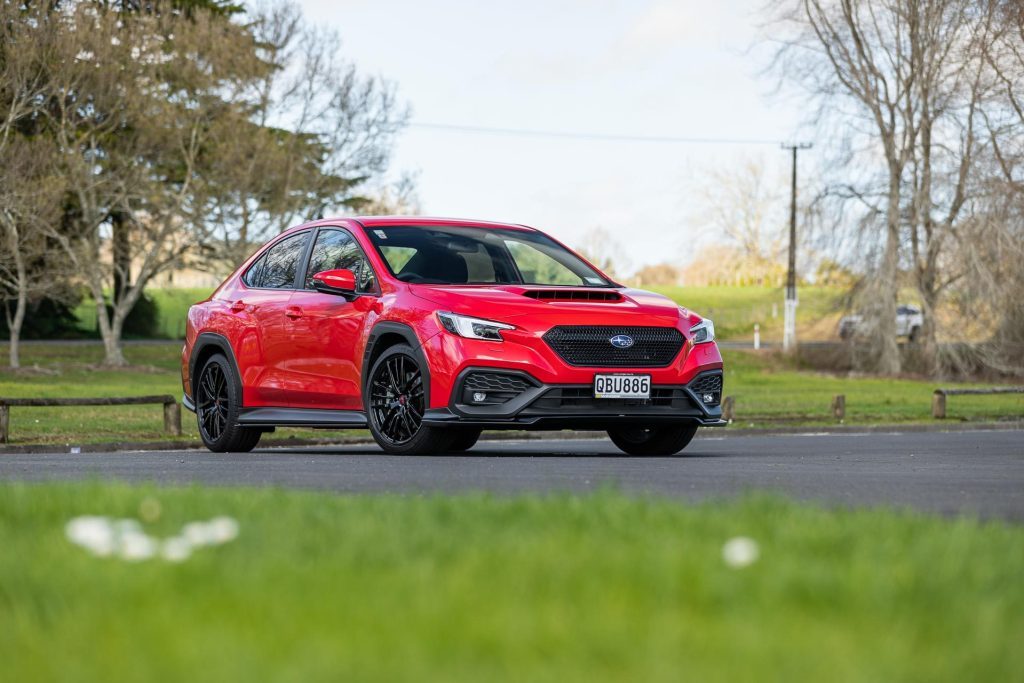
[188,332,244,409]
[361,321,433,410]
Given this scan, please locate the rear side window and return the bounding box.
[243,232,310,289]
[304,229,376,292]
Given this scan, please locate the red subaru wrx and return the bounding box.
[181,217,725,455]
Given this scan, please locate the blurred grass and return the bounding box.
[0,484,1021,682]
[0,342,1020,446]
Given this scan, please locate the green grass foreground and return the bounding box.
[0,342,1021,445]
[1,484,1021,681]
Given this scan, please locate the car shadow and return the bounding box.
[252,444,729,459]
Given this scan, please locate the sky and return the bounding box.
[298,0,810,274]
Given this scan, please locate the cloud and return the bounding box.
[611,0,737,64]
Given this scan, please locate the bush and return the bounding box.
[106,293,161,339]
[0,298,84,339]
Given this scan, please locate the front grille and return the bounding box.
[521,386,701,417]
[543,326,685,367]
[462,372,532,405]
[546,387,677,407]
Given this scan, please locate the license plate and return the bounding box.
[594,374,651,399]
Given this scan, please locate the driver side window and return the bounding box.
[304,229,376,292]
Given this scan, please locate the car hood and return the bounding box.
[410,285,700,328]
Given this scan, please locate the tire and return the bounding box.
[608,424,699,456]
[195,353,261,453]
[448,428,483,452]
[908,326,920,343]
[366,344,456,455]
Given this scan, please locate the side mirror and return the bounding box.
[312,269,358,299]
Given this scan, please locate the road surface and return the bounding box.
[1,430,1021,520]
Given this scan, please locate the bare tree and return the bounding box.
[693,158,794,286]
[575,226,630,279]
[772,0,1010,375]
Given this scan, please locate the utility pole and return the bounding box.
[781,142,812,352]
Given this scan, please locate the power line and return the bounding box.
[408,121,781,146]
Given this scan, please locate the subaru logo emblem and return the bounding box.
[609,334,634,349]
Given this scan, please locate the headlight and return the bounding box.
[437,311,514,341]
[690,319,715,344]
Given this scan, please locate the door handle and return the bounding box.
[285,306,303,319]
[230,300,246,312]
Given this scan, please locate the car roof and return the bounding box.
[279,216,537,235]
[355,216,536,231]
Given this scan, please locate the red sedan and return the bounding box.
[181,217,725,455]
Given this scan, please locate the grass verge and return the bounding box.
[1,483,1021,682]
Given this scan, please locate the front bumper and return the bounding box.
[423,367,726,429]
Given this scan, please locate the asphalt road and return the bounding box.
[1,430,1022,520]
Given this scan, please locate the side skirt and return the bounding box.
[237,407,368,429]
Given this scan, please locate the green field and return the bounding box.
[648,285,846,342]
[1,342,1021,446]
[1,483,1020,681]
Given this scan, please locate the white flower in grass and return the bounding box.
[161,536,192,563]
[722,537,759,568]
[118,530,157,562]
[207,517,239,544]
[182,521,215,546]
[66,515,239,563]
[66,516,116,556]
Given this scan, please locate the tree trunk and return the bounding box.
[3,222,27,369]
[111,209,131,303]
[875,172,902,376]
[7,291,25,369]
[919,286,940,377]
[93,291,127,367]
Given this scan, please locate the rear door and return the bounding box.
[233,230,312,406]
[283,227,379,410]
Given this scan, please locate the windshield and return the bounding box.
[364,225,612,287]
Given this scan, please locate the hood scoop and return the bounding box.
[522,289,623,302]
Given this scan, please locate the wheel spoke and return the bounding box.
[370,352,426,445]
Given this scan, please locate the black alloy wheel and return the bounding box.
[197,360,229,443]
[366,344,456,455]
[369,352,425,444]
[195,353,261,453]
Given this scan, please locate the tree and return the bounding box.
[634,263,682,287]
[575,227,629,278]
[0,140,68,368]
[772,0,1009,375]
[692,158,793,286]
[37,3,269,365]
[0,3,69,368]
[195,0,409,273]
